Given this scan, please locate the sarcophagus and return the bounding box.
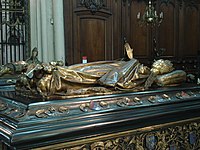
[0,82,200,150]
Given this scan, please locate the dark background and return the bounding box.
[63,0,200,76]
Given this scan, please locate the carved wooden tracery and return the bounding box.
[80,0,105,13]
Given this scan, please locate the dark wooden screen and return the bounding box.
[64,0,200,78]
[64,0,123,65]
[0,0,29,65]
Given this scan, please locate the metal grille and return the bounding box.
[0,0,29,65]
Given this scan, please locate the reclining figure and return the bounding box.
[0,45,186,99]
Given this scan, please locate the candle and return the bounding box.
[137,12,140,19]
[160,12,163,18]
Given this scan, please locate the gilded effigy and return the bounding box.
[0,44,187,100]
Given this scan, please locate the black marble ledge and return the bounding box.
[0,84,200,149]
[0,84,200,121]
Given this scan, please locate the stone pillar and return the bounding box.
[30,0,38,52]
[52,0,65,63]
[30,0,54,63]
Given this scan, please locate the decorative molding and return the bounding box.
[80,0,105,13]
[65,121,200,150]
[160,0,175,7]
[35,118,200,150]
[0,86,199,120]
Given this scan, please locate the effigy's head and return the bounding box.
[151,59,174,75]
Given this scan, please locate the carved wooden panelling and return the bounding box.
[64,0,200,70]
[64,0,122,65]
[128,1,150,60]
[156,1,177,58]
[76,17,108,62]
[183,6,199,57]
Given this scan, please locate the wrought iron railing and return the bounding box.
[0,0,29,65]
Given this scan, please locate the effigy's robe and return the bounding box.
[16,59,152,98]
[49,61,126,93]
[47,59,150,95]
[28,61,127,97]
[55,59,150,89]
[63,60,126,84]
[99,59,150,89]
